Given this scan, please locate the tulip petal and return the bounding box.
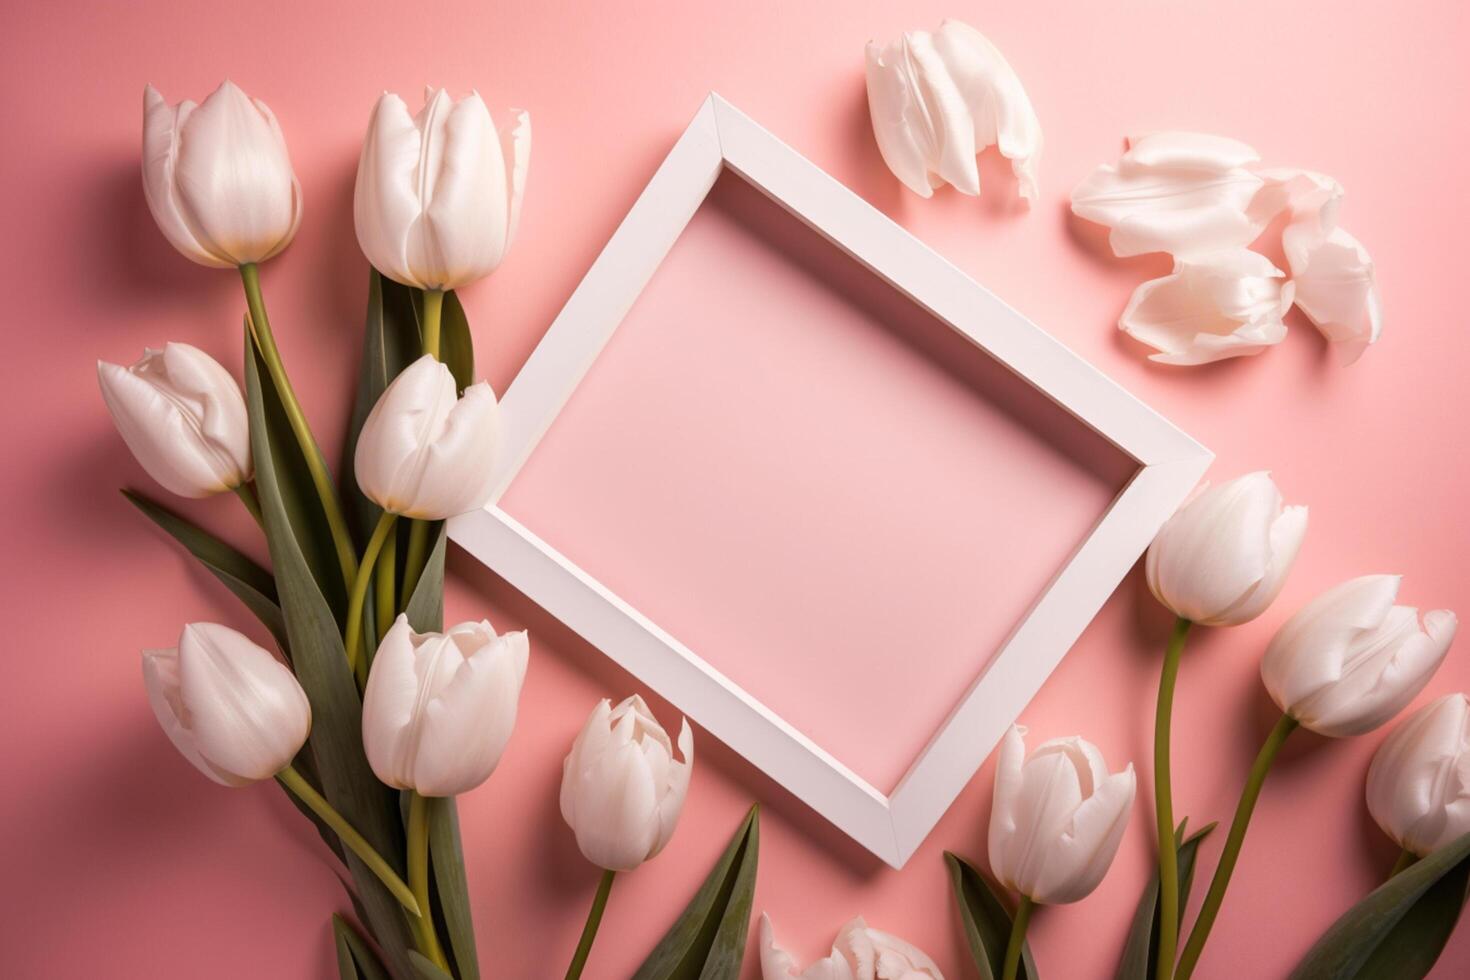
[361,614,429,790]
[1120,249,1291,365]
[1285,223,1382,364]
[900,32,981,196]
[1262,574,1403,714]
[864,42,938,198]
[934,19,1042,200]
[1028,766,1136,904]
[353,355,470,518]
[411,92,508,289]
[573,724,661,870]
[411,629,528,796]
[407,381,500,519]
[866,926,944,979]
[1217,503,1308,625]
[142,647,243,786]
[987,724,1028,890]
[1071,132,1265,257]
[759,914,860,980]
[501,110,531,251]
[650,719,693,859]
[355,92,428,288]
[142,86,233,268]
[1367,694,1470,855]
[173,81,298,266]
[176,623,309,782]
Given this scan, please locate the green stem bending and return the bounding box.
[564,868,616,980]
[1175,713,1299,980]
[375,525,398,640]
[233,482,265,527]
[1389,848,1418,879]
[239,263,359,589]
[1001,895,1035,980]
[275,766,420,917]
[1154,616,1192,980]
[345,511,398,684]
[401,520,432,608]
[421,288,444,360]
[407,792,451,971]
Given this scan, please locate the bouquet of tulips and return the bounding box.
[102,80,759,980]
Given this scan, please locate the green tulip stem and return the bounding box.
[375,525,397,640]
[233,482,265,527]
[1176,713,1299,980]
[275,765,420,917]
[239,263,359,590]
[564,868,616,980]
[1001,895,1035,980]
[399,287,446,611]
[345,511,398,684]
[1389,848,1417,879]
[407,792,451,971]
[1153,616,1192,980]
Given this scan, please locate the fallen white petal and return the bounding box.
[1071,131,1265,257]
[1284,223,1382,364]
[1121,248,1293,365]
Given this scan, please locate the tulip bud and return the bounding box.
[1146,471,1307,626]
[1261,576,1457,737]
[354,87,530,291]
[353,354,500,520]
[143,81,302,268]
[98,342,252,497]
[1366,694,1470,857]
[361,615,529,797]
[759,913,944,980]
[988,725,1136,904]
[143,623,310,785]
[560,695,694,871]
[865,19,1042,201]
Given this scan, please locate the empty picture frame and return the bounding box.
[448,93,1212,868]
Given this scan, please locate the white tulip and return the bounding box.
[988,725,1136,905]
[98,342,252,497]
[560,695,693,871]
[1262,576,1456,737]
[361,615,528,797]
[760,913,944,980]
[143,623,310,786]
[1366,694,1470,856]
[865,20,1041,201]
[1146,472,1308,627]
[354,87,530,291]
[1120,248,1293,366]
[1071,132,1264,258]
[142,81,302,268]
[353,354,500,520]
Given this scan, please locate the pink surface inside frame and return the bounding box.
[448,93,1212,868]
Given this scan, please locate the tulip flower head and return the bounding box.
[1262,575,1457,737]
[361,615,529,797]
[354,87,530,291]
[865,19,1041,201]
[142,81,302,268]
[143,623,310,786]
[759,913,944,980]
[1145,471,1307,627]
[353,354,500,520]
[1366,694,1470,857]
[988,725,1136,905]
[560,695,694,871]
[98,343,252,498]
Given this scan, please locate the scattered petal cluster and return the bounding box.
[1145,472,1308,626]
[865,19,1041,202]
[760,913,944,980]
[1261,575,1456,737]
[988,725,1136,905]
[560,695,694,871]
[1072,132,1381,365]
[1366,693,1470,857]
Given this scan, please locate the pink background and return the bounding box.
[4,0,1469,977]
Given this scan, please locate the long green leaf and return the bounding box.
[333,914,391,980]
[245,333,415,979]
[1116,820,1217,980]
[404,524,448,632]
[945,852,1037,980]
[408,952,456,980]
[429,795,479,980]
[1289,832,1470,980]
[440,289,475,394]
[122,488,288,650]
[633,806,760,980]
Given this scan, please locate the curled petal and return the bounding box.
[1071,131,1264,257]
[1285,224,1382,364]
[1120,249,1292,365]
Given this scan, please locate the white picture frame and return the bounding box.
[448,93,1212,868]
